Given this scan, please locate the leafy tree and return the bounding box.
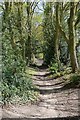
[58,2,79,72]
[2,2,37,104]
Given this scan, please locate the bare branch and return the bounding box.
[58,24,69,44]
[36,5,43,12]
[63,2,69,12]
[32,0,40,14]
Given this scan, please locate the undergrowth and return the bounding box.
[69,74,80,87]
[49,61,80,88]
[1,34,39,105]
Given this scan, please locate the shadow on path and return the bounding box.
[2,116,80,120]
[2,60,80,119]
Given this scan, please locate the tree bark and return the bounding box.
[25,2,32,64]
[55,3,60,70]
[68,2,79,73]
[17,3,25,60]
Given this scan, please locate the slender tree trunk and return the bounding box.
[55,3,60,70]
[68,2,79,73]
[25,2,32,64]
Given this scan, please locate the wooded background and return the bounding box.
[1,1,80,104]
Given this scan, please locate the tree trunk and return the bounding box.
[68,2,79,73]
[25,2,32,64]
[17,3,25,60]
[55,3,60,70]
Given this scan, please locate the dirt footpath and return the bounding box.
[2,68,80,119]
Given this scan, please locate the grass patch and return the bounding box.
[26,67,38,75]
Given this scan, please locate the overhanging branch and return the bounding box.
[58,24,69,44]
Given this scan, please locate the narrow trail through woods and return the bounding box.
[2,60,80,119]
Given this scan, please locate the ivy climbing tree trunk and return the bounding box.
[3,2,17,51]
[17,3,25,60]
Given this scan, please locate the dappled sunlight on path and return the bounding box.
[2,66,80,119]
